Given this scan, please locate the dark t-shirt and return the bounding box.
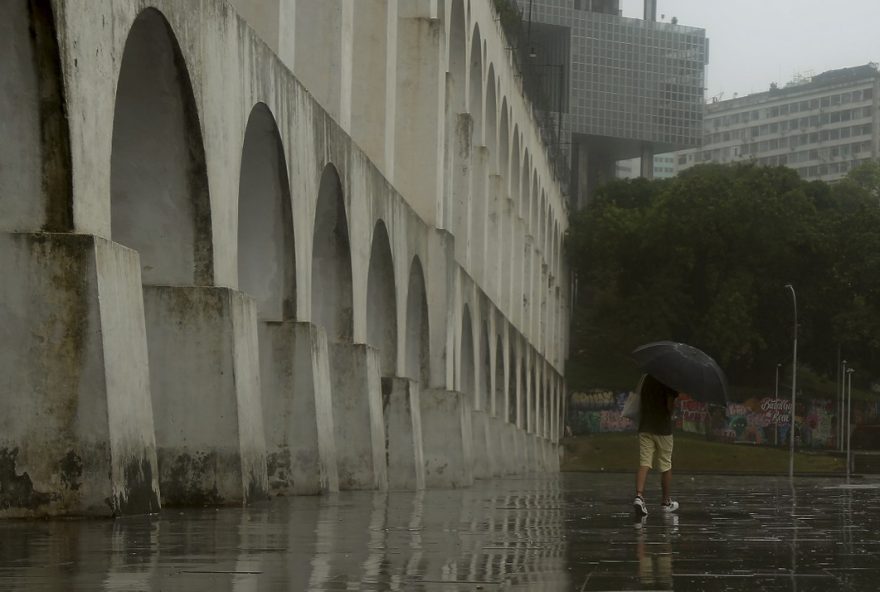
[638,374,678,435]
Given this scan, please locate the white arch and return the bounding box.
[311,164,353,343]
[110,7,213,287]
[366,220,397,376]
[237,102,295,321]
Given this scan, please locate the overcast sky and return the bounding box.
[619,0,880,100]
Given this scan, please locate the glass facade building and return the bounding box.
[517,0,708,204]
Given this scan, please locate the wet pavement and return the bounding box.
[0,473,879,591]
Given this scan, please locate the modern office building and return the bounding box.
[517,0,709,206]
[674,64,880,182]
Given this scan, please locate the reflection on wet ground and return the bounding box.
[0,474,878,590]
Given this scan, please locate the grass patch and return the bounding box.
[561,432,845,474]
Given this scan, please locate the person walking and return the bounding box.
[633,373,680,517]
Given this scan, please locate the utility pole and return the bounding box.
[785,284,798,480]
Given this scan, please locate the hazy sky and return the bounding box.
[619,0,880,100]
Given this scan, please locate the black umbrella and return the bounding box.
[631,341,729,405]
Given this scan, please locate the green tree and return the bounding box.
[566,161,880,394]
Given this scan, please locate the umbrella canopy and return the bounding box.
[631,341,729,405]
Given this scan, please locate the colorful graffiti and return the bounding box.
[566,388,875,450]
[568,389,635,434]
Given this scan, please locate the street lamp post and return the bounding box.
[840,359,847,452]
[774,363,781,446]
[846,367,854,482]
[784,284,798,480]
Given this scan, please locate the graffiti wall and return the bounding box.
[567,388,877,450]
[567,389,635,434]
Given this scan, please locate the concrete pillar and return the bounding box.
[471,409,494,479]
[293,0,352,128]
[143,286,269,507]
[550,442,561,472]
[534,437,544,473]
[488,175,504,302]
[328,343,387,491]
[515,222,527,327]
[523,431,538,474]
[0,233,160,517]
[500,421,521,475]
[382,377,425,491]
[421,390,474,488]
[487,415,506,478]
[540,438,551,473]
[502,199,517,312]
[470,146,489,284]
[395,14,444,226]
[258,321,338,496]
[452,112,473,267]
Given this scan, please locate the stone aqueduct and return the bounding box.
[0,0,570,517]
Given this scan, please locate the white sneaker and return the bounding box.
[661,499,679,513]
[633,495,648,517]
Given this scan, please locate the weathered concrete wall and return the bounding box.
[329,344,387,491]
[143,286,269,506]
[421,390,473,489]
[0,233,159,517]
[258,321,338,496]
[0,0,570,515]
[0,1,72,234]
[382,378,425,491]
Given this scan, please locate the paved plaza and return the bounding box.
[1,473,878,590]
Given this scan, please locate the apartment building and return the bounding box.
[675,64,880,182]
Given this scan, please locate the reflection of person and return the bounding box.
[633,374,680,517]
[635,515,675,589]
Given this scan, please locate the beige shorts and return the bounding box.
[638,433,674,472]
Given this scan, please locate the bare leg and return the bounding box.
[661,469,672,502]
[636,466,650,497]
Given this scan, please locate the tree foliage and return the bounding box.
[566,161,880,393]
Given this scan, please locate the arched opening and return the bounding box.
[468,26,483,143]
[0,0,71,232]
[351,0,389,168]
[498,99,509,180]
[110,8,212,286]
[543,199,550,260]
[530,175,539,237]
[366,221,397,376]
[311,164,353,343]
[510,127,520,204]
[237,103,295,321]
[539,193,547,254]
[460,306,476,407]
[448,0,467,113]
[405,257,431,385]
[520,150,531,221]
[485,66,497,171]
[555,224,561,277]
